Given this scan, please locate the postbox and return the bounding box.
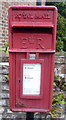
[8,6,57,112]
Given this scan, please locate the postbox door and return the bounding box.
[15,53,54,111]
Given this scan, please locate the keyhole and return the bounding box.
[19,80,20,83]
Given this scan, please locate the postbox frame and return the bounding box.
[8,6,57,112]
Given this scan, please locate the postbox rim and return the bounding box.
[11,107,51,112]
[8,5,57,12]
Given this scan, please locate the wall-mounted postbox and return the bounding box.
[8,6,57,112]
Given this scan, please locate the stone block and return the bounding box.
[0,83,2,99]
[2,69,9,75]
[0,99,9,107]
[0,70,3,74]
[2,114,16,120]
[2,75,8,83]
[6,100,10,107]
[61,65,66,74]
[0,107,4,114]
[0,75,2,82]
[2,84,9,91]
[7,109,13,114]
[0,93,9,99]
[55,56,65,64]
[0,100,6,106]
[0,115,2,120]
[0,62,9,75]
[1,53,9,62]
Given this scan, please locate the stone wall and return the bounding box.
[0,1,3,48]
[0,52,66,119]
[55,52,66,81]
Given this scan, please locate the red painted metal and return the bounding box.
[8,6,57,112]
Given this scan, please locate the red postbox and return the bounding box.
[8,6,57,112]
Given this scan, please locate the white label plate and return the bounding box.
[23,63,41,95]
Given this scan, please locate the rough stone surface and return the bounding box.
[54,52,66,80]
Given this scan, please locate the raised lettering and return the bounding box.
[22,13,28,19]
[28,38,35,44]
[20,37,44,49]
[14,12,51,21]
[21,38,28,49]
[15,14,22,21]
[37,38,44,49]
